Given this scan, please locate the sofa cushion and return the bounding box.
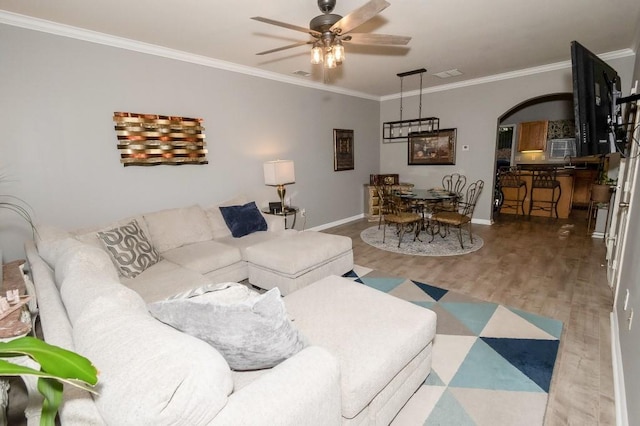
[149,287,306,371]
[74,214,150,251]
[205,195,248,239]
[219,201,267,238]
[160,240,242,275]
[73,290,233,425]
[120,259,212,303]
[143,205,213,252]
[216,229,296,260]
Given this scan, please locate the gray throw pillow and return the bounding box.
[97,220,161,278]
[148,287,306,371]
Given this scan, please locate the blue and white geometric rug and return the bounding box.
[343,265,563,426]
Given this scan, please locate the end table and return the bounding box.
[262,206,299,230]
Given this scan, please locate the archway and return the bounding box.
[492,93,574,221]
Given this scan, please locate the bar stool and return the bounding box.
[497,167,527,217]
[529,168,562,218]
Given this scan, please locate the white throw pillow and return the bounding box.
[143,205,213,252]
[149,287,307,371]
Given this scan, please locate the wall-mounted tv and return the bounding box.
[571,40,622,157]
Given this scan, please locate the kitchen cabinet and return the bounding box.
[517,121,548,152]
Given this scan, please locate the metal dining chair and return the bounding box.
[381,194,423,247]
[441,173,467,211]
[430,180,484,249]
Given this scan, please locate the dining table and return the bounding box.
[396,188,459,238]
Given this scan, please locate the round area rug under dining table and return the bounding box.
[360,225,483,256]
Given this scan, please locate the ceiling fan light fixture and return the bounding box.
[311,43,323,64]
[325,49,337,69]
[333,39,345,63]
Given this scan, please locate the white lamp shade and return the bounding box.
[263,160,295,185]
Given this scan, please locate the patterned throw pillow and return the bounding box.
[97,220,161,278]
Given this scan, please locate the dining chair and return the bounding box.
[381,194,423,247]
[430,180,484,249]
[441,173,467,211]
[375,184,394,229]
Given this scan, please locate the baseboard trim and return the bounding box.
[308,214,365,232]
[611,311,628,426]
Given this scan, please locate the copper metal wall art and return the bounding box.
[113,112,208,166]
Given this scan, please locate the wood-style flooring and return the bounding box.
[323,210,614,426]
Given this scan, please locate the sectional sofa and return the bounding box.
[23,196,437,425]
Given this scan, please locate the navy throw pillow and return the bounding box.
[219,201,268,238]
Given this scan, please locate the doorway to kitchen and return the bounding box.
[493,93,574,222]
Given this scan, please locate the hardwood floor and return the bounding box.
[324,210,615,426]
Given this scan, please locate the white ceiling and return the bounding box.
[1,0,639,98]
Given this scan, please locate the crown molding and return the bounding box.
[1,10,635,103]
[0,10,378,101]
[380,48,636,102]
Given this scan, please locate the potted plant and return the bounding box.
[591,169,616,203]
[0,337,98,426]
[1,174,97,425]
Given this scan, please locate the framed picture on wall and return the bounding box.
[408,128,456,165]
[334,129,354,171]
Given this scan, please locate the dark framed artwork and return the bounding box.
[334,129,354,171]
[408,128,456,165]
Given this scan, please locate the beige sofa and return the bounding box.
[23,197,437,425]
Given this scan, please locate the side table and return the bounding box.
[262,206,299,230]
[1,261,39,426]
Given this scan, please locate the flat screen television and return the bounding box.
[571,40,622,157]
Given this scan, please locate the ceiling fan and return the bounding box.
[251,0,410,69]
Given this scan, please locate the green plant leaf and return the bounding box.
[38,377,63,426]
[0,359,97,393]
[0,337,98,386]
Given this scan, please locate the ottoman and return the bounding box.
[245,231,353,295]
[284,275,437,425]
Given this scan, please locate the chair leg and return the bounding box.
[457,225,464,249]
[397,225,406,248]
[382,222,387,243]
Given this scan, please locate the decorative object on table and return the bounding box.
[383,68,439,143]
[251,0,411,72]
[343,265,562,425]
[113,112,207,166]
[369,173,399,185]
[0,336,98,426]
[333,129,354,171]
[360,225,483,256]
[263,160,296,213]
[408,128,457,165]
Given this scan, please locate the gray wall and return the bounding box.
[0,24,380,261]
[615,35,640,425]
[380,55,636,223]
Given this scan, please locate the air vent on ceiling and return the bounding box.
[434,69,463,79]
[292,70,311,77]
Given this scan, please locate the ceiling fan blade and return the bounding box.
[345,33,411,46]
[330,0,390,35]
[251,16,321,37]
[256,41,312,56]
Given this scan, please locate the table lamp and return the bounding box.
[263,160,295,213]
